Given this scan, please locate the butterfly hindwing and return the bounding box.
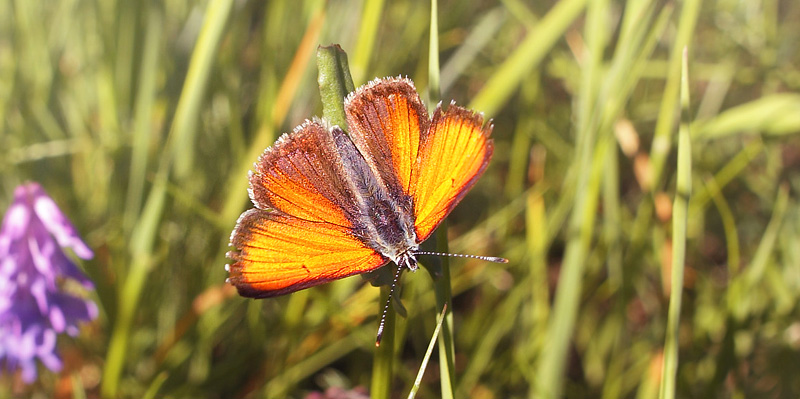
[410,103,493,242]
[228,209,387,298]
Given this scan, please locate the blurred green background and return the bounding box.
[2,0,800,397]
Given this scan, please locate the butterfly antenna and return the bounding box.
[413,251,508,264]
[375,264,405,347]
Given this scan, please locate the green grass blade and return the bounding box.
[70,372,87,399]
[170,0,234,179]
[743,185,790,288]
[141,372,168,399]
[648,0,702,191]
[124,8,162,233]
[692,94,800,139]
[658,46,692,399]
[102,170,167,398]
[351,0,385,84]
[408,305,447,399]
[427,0,440,105]
[440,8,506,94]
[706,177,741,273]
[469,0,587,117]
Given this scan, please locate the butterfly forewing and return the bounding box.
[345,77,429,200]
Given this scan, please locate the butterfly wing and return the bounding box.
[227,120,389,298]
[228,209,386,298]
[344,77,493,244]
[410,103,494,242]
[249,121,362,227]
[344,77,428,203]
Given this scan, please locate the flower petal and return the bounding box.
[27,183,94,260]
[49,292,98,333]
[0,202,31,257]
[20,359,38,383]
[36,328,62,372]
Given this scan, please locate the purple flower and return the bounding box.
[304,387,369,399]
[0,182,97,383]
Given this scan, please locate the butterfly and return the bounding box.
[226,76,505,342]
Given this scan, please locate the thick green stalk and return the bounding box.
[433,225,455,399]
[317,44,356,129]
[371,287,396,399]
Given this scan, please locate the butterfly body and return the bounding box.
[227,77,493,298]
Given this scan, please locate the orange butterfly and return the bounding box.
[226,77,504,341]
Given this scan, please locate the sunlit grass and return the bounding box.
[2,0,800,398]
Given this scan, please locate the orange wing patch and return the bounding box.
[249,121,355,228]
[345,77,428,197]
[228,209,388,298]
[411,103,493,241]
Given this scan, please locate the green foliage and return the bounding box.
[2,0,800,398]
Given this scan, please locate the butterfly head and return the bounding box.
[395,249,419,272]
